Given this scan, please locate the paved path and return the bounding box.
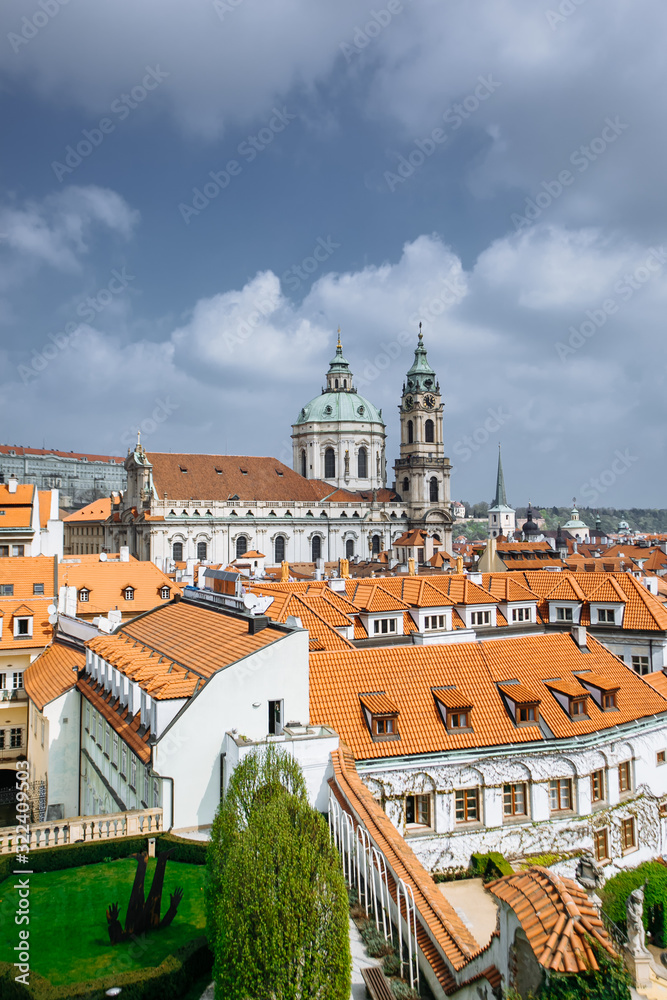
[350,916,381,999]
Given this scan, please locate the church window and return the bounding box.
[324,448,336,478]
[425,419,434,443]
[172,542,183,561]
[312,536,322,561]
[236,536,248,558]
[300,450,306,477]
[346,539,354,558]
[343,379,347,388]
[407,420,414,444]
[372,534,381,555]
[335,378,339,388]
[402,477,410,494]
[430,477,439,502]
[197,541,207,561]
[358,447,367,478]
[275,536,285,563]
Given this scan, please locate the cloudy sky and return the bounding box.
[1,0,665,506]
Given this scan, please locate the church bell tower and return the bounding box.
[394,326,452,548]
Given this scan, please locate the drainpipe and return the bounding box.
[163,776,174,831]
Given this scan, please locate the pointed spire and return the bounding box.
[493,445,507,508]
[337,326,342,348]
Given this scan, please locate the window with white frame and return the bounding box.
[512,607,531,622]
[160,586,170,599]
[425,614,446,630]
[597,608,615,624]
[471,610,491,626]
[124,587,135,601]
[373,618,397,634]
[79,589,90,603]
[549,778,573,812]
[12,672,23,689]
[556,607,574,621]
[14,617,32,637]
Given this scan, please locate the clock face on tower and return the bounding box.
[423,394,436,409]
[403,395,414,410]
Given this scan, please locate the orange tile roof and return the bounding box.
[104,599,287,690]
[576,671,620,693]
[585,577,628,603]
[309,633,667,761]
[0,444,122,463]
[644,671,667,699]
[344,581,412,612]
[0,483,36,507]
[0,506,33,528]
[423,575,499,605]
[487,867,616,973]
[432,687,473,710]
[543,577,587,602]
[0,555,57,600]
[498,683,541,704]
[249,588,354,652]
[368,577,456,608]
[0,598,53,650]
[544,676,589,697]
[64,498,113,522]
[23,641,83,710]
[359,692,399,714]
[37,492,52,529]
[58,557,175,618]
[481,575,537,603]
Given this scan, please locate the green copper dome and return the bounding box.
[295,390,384,425]
[404,326,439,394]
[294,334,384,426]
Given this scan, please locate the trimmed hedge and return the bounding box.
[0,935,212,1000]
[155,832,207,865]
[602,860,667,948]
[0,835,149,883]
[470,851,514,882]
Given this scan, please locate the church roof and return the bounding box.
[294,390,384,426]
[489,446,513,513]
[404,327,438,393]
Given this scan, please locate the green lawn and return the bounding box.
[0,857,206,986]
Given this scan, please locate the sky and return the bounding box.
[1,0,666,507]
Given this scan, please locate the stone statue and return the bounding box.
[626,886,650,957]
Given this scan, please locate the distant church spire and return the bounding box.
[493,445,508,508]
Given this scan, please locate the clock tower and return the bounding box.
[394,326,453,549]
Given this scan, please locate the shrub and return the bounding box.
[390,980,420,999]
[602,861,667,947]
[361,925,393,957]
[383,952,402,976]
[470,851,514,882]
[433,866,473,883]
[536,946,631,1000]
[208,746,350,999]
[155,832,207,866]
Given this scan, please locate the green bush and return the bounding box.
[207,745,350,999]
[390,980,420,999]
[361,923,393,957]
[0,835,149,883]
[433,866,473,883]
[470,851,514,882]
[536,946,631,1000]
[383,953,402,976]
[602,861,667,947]
[0,936,212,999]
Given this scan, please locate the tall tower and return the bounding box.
[291,333,386,490]
[487,446,516,539]
[394,327,452,550]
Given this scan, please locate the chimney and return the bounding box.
[248,615,269,634]
[7,475,18,494]
[571,624,588,649]
[120,545,130,562]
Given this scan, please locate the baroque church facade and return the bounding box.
[105,332,453,570]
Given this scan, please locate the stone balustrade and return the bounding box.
[0,807,162,853]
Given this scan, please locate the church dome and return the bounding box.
[293,336,384,426]
[522,504,540,535]
[295,390,383,426]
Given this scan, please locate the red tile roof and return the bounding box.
[23,641,83,710]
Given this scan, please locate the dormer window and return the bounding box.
[373,618,397,635]
[14,617,32,638]
[123,587,135,601]
[576,672,620,712]
[79,589,90,603]
[597,609,615,624]
[603,691,617,710]
[499,683,541,728]
[160,587,170,599]
[433,689,474,733]
[556,607,573,621]
[570,696,588,718]
[359,693,400,742]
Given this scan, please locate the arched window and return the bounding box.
[407,420,414,444]
[312,535,322,561]
[236,536,248,558]
[335,378,339,388]
[358,447,367,479]
[425,419,434,443]
[430,477,439,502]
[300,449,306,477]
[432,533,441,543]
[402,477,410,494]
[324,448,336,478]
[275,536,285,563]
[372,534,381,555]
[343,379,347,388]
[172,541,183,561]
[345,538,354,559]
[197,541,207,561]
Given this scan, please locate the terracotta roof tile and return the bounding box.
[59,557,176,618]
[23,641,83,710]
[78,674,151,762]
[64,498,113,522]
[359,692,399,714]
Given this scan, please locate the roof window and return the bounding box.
[433,688,473,732]
[179,467,188,473]
[498,682,541,728]
[359,692,400,742]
